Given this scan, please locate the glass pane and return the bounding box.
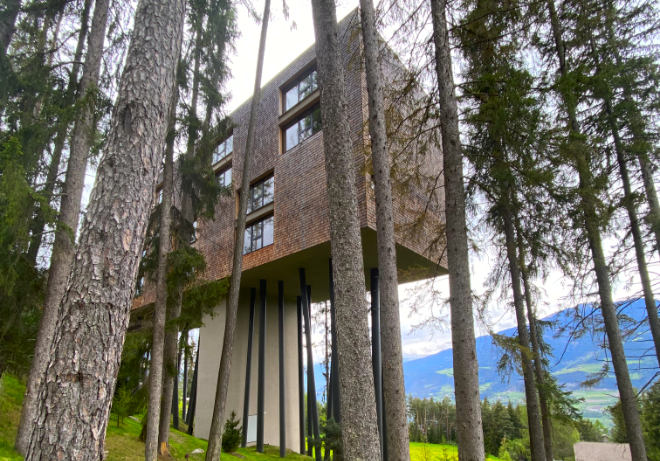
[285,124,298,150]
[226,135,233,154]
[243,226,252,254]
[285,86,298,111]
[263,216,273,247]
[263,177,274,205]
[311,106,322,132]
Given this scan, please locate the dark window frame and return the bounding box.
[215,165,232,188]
[282,103,321,152]
[213,134,233,164]
[243,214,274,254]
[282,66,318,112]
[247,173,274,214]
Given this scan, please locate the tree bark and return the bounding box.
[24,0,185,458]
[546,2,648,459]
[204,2,270,459]
[518,242,553,461]
[145,83,178,461]
[159,289,183,452]
[16,0,107,454]
[0,0,21,58]
[358,1,409,459]
[430,2,485,460]
[172,336,182,429]
[310,2,381,459]
[502,206,546,461]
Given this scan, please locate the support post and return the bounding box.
[370,268,384,458]
[182,330,188,421]
[297,296,306,454]
[278,281,286,457]
[257,280,267,452]
[242,288,257,447]
[307,285,322,459]
[300,268,321,460]
[186,341,199,435]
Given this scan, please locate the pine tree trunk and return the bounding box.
[502,206,546,461]
[145,83,178,461]
[603,97,660,366]
[24,0,185,458]
[429,1,485,460]
[0,0,21,58]
[16,0,108,454]
[310,2,381,459]
[24,0,92,266]
[518,243,553,461]
[159,289,183,452]
[358,1,409,459]
[546,3,648,459]
[205,2,270,459]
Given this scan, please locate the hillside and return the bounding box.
[402,298,658,420]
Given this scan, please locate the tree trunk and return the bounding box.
[16,0,107,454]
[518,243,553,461]
[429,2,485,460]
[502,206,546,461]
[603,95,660,367]
[24,0,92,266]
[358,1,409,459]
[182,330,188,420]
[0,0,21,58]
[310,2,381,459]
[204,2,270,459]
[159,289,183,452]
[546,3,648,459]
[24,0,185,458]
[172,336,182,429]
[145,83,178,461]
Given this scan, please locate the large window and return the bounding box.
[283,68,318,111]
[283,104,321,151]
[243,215,274,254]
[247,174,274,214]
[213,134,233,164]
[216,166,232,188]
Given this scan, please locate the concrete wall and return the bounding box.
[193,288,301,452]
[574,442,632,461]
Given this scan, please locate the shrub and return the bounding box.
[221,411,241,453]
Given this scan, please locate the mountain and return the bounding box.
[312,298,658,421]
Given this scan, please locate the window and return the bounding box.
[247,174,274,214]
[283,68,318,111]
[157,188,163,204]
[243,215,273,254]
[135,276,144,297]
[283,104,321,151]
[213,134,233,164]
[216,166,232,188]
[190,220,198,244]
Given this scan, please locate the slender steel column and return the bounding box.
[297,296,306,454]
[278,281,286,457]
[242,288,257,447]
[182,330,188,421]
[186,341,199,435]
[257,280,267,452]
[371,268,384,458]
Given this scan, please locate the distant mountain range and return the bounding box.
[313,298,658,422]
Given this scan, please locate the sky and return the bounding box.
[219,1,658,360]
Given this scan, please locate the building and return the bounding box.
[132,10,445,455]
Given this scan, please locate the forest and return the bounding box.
[0,0,658,460]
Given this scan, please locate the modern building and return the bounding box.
[132,10,445,455]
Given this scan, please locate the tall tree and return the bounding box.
[16,0,110,453]
[310,1,381,459]
[0,0,21,57]
[24,0,185,457]
[543,1,647,459]
[429,1,485,460]
[145,84,178,461]
[205,1,270,459]
[358,1,410,459]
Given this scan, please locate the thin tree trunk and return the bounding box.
[24,0,93,266]
[501,206,546,461]
[16,0,108,454]
[0,0,21,58]
[145,83,178,461]
[187,341,199,434]
[358,2,410,459]
[602,94,660,366]
[429,2,485,460]
[204,2,270,459]
[24,0,185,458]
[310,2,381,459]
[172,333,182,429]
[159,291,183,452]
[182,330,188,421]
[518,243,553,461]
[546,3,648,459]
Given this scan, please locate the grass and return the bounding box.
[0,374,310,460]
[410,442,504,461]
